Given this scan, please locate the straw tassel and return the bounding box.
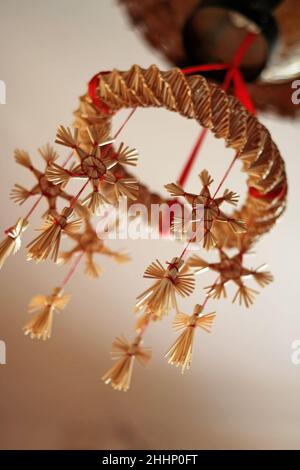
[0,218,29,269]
[102,335,151,392]
[84,252,103,278]
[166,304,216,373]
[82,189,110,214]
[45,163,72,186]
[113,177,139,201]
[23,287,70,340]
[14,149,33,169]
[10,184,33,205]
[135,257,195,317]
[27,207,81,263]
[115,143,138,166]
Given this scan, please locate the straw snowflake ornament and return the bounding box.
[165,169,246,249]
[46,125,139,214]
[58,216,130,278]
[188,248,273,308]
[11,145,73,217]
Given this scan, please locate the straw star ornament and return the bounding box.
[188,249,273,307]
[58,217,130,278]
[10,145,73,217]
[46,126,139,214]
[165,170,246,249]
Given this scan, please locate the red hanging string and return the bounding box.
[177,128,208,187]
[178,32,257,189]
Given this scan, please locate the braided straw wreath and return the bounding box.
[75,65,287,250]
[73,65,288,390]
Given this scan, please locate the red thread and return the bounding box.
[178,128,208,187]
[60,252,84,290]
[178,32,257,189]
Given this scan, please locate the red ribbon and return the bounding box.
[88,71,115,115]
[249,183,287,201]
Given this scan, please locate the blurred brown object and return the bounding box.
[119,0,300,117]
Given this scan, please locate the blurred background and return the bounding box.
[0,0,300,450]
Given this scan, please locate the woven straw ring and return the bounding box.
[74,65,287,249]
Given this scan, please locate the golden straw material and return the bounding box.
[188,248,273,308]
[58,217,130,278]
[166,169,246,249]
[166,304,216,373]
[46,124,139,214]
[102,335,152,391]
[11,145,74,217]
[27,207,81,263]
[135,308,160,333]
[0,218,29,270]
[135,257,195,317]
[77,65,287,252]
[23,287,71,340]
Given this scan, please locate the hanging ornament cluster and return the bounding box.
[0,62,287,392]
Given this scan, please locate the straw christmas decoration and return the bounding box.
[46,125,139,214]
[135,257,195,317]
[24,287,71,340]
[166,304,216,373]
[0,64,287,391]
[85,66,287,251]
[102,335,151,391]
[0,218,29,269]
[165,169,246,249]
[11,145,73,217]
[26,207,82,263]
[188,248,274,307]
[58,216,130,278]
